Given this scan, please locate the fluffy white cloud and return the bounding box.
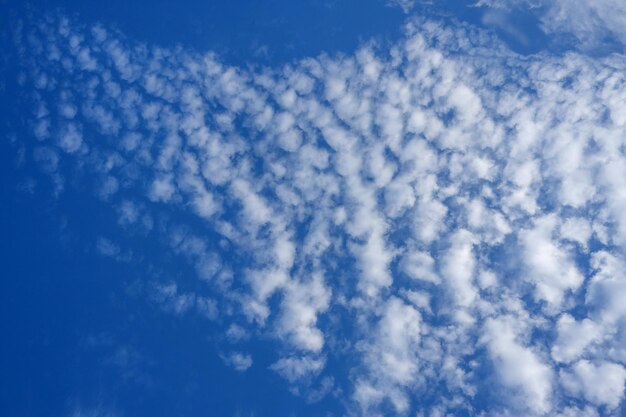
[400,250,440,284]
[355,297,422,413]
[277,274,331,352]
[551,314,601,363]
[560,360,626,409]
[482,317,553,414]
[440,230,478,309]
[519,215,583,309]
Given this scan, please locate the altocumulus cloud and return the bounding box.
[474,0,626,52]
[8,5,626,416]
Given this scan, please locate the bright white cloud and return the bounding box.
[551,314,601,364]
[482,317,553,414]
[560,360,626,409]
[519,215,583,309]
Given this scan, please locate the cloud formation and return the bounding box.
[9,8,626,416]
[475,0,626,51]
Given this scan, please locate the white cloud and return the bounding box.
[386,0,416,13]
[269,356,325,383]
[96,237,120,258]
[587,251,626,324]
[551,314,601,363]
[149,175,176,203]
[221,352,253,372]
[559,217,592,249]
[277,274,331,352]
[482,317,553,414]
[58,123,83,153]
[225,324,249,343]
[355,297,422,413]
[560,360,626,409]
[543,0,626,49]
[400,250,440,284]
[439,230,477,308]
[519,215,583,309]
[476,0,626,51]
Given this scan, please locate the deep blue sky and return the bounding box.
[21,0,410,64]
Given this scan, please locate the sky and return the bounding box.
[2,0,626,416]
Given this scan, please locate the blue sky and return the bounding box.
[2,1,626,416]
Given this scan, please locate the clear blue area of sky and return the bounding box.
[22,0,410,64]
